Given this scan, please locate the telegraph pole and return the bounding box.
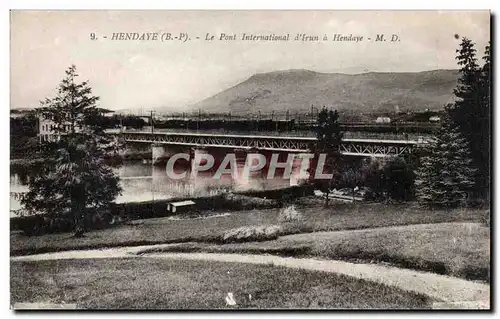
[257,110,261,131]
[198,109,201,131]
[150,110,155,134]
[149,110,156,205]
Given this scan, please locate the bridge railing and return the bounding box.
[113,128,433,141]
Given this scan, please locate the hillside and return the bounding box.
[191,69,459,114]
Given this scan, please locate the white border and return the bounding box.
[2,0,499,9]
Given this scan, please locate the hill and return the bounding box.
[191,69,459,114]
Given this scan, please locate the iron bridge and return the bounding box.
[114,131,429,157]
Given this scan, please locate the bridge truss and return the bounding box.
[115,132,426,157]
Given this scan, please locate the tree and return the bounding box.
[338,166,363,201]
[476,41,491,198]
[309,106,343,206]
[382,155,416,201]
[21,65,122,236]
[415,115,476,208]
[357,156,416,202]
[361,158,385,201]
[448,38,490,199]
[10,111,39,158]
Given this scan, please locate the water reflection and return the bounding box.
[10,158,301,216]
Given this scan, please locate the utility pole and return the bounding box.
[257,110,261,131]
[286,110,290,132]
[148,110,156,206]
[198,109,201,131]
[149,110,155,134]
[119,113,123,133]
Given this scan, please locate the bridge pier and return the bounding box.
[189,147,210,181]
[152,144,167,164]
[290,153,312,186]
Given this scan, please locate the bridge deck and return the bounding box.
[116,131,425,145]
[119,131,317,141]
[108,130,431,157]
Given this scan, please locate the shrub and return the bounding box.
[362,156,416,202]
[278,205,303,223]
[221,225,282,243]
[13,209,119,236]
[220,193,277,210]
[384,156,416,201]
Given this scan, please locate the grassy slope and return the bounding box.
[192,69,458,114]
[10,258,432,309]
[10,202,488,256]
[140,223,489,282]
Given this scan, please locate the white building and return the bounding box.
[38,116,83,142]
[38,109,113,142]
[375,117,391,124]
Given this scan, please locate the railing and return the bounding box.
[116,131,429,157]
[117,128,434,141]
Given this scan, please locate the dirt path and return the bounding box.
[11,243,489,309]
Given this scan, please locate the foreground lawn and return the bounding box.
[11,258,431,309]
[137,223,490,282]
[11,202,488,256]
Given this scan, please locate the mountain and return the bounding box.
[191,69,459,114]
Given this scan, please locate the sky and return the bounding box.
[10,10,490,112]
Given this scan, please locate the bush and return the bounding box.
[361,156,416,202]
[278,205,303,223]
[242,185,314,200]
[220,225,282,243]
[13,209,119,236]
[220,193,277,210]
[383,156,416,201]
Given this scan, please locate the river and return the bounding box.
[10,158,301,217]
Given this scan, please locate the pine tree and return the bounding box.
[21,65,122,236]
[448,38,490,199]
[415,116,476,207]
[476,42,491,198]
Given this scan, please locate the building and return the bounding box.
[38,116,83,142]
[38,108,114,142]
[375,117,391,124]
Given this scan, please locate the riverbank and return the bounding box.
[11,202,488,256]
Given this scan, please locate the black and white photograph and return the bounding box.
[8,10,491,310]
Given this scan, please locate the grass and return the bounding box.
[10,201,489,256]
[136,223,490,282]
[10,258,432,309]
